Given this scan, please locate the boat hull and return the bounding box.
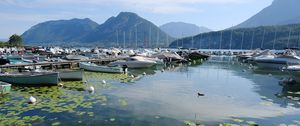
[79,62,123,73]
[255,57,300,70]
[0,72,59,86]
[256,62,287,70]
[58,70,83,81]
[109,62,155,68]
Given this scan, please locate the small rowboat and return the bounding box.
[0,72,59,86]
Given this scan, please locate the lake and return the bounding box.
[1,56,300,126]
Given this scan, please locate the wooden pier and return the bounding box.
[0,57,121,69]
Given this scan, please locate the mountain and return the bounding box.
[235,0,300,28]
[0,38,7,42]
[169,23,300,50]
[160,22,211,38]
[22,12,174,47]
[22,18,99,44]
[81,12,174,47]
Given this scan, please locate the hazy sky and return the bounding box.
[0,0,273,39]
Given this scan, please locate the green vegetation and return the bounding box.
[170,23,300,50]
[0,34,23,47]
[0,72,128,125]
[8,34,23,46]
[0,41,8,47]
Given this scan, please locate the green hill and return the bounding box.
[22,12,174,47]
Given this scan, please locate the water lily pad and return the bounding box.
[110,118,115,122]
[51,121,61,126]
[118,99,128,106]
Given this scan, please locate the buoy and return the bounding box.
[143,72,146,75]
[28,96,37,104]
[58,83,64,87]
[102,80,106,84]
[161,69,164,72]
[88,86,95,93]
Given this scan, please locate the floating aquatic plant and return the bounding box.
[118,98,128,106]
[0,71,131,125]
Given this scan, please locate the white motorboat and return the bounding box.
[254,50,300,70]
[247,50,276,63]
[108,56,157,68]
[79,62,124,73]
[65,55,89,60]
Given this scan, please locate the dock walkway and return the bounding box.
[0,57,121,69]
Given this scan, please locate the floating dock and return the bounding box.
[0,58,121,69]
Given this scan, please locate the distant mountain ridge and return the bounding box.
[170,23,300,50]
[22,12,174,47]
[22,18,99,43]
[235,0,300,28]
[160,22,211,38]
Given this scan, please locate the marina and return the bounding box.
[1,0,300,125]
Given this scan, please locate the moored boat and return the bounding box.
[0,81,11,95]
[58,69,83,81]
[254,50,300,70]
[79,62,124,73]
[0,72,59,85]
[108,56,157,68]
[65,55,89,60]
[187,52,210,60]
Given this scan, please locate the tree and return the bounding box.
[8,34,23,46]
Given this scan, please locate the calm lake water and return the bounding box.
[1,56,300,126]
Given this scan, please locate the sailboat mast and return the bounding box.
[241,31,244,50]
[208,34,211,49]
[251,30,254,50]
[273,27,277,50]
[287,28,292,48]
[219,31,223,50]
[229,29,233,50]
[149,26,151,48]
[192,35,194,49]
[116,30,119,47]
[123,31,125,48]
[260,28,265,49]
[135,26,138,48]
[129,30,132,48]
[167,34,169,48]
[156,28,159,48]
[298,32,300,47]
[200,34,202,49]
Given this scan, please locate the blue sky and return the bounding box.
[0,0,273,39]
